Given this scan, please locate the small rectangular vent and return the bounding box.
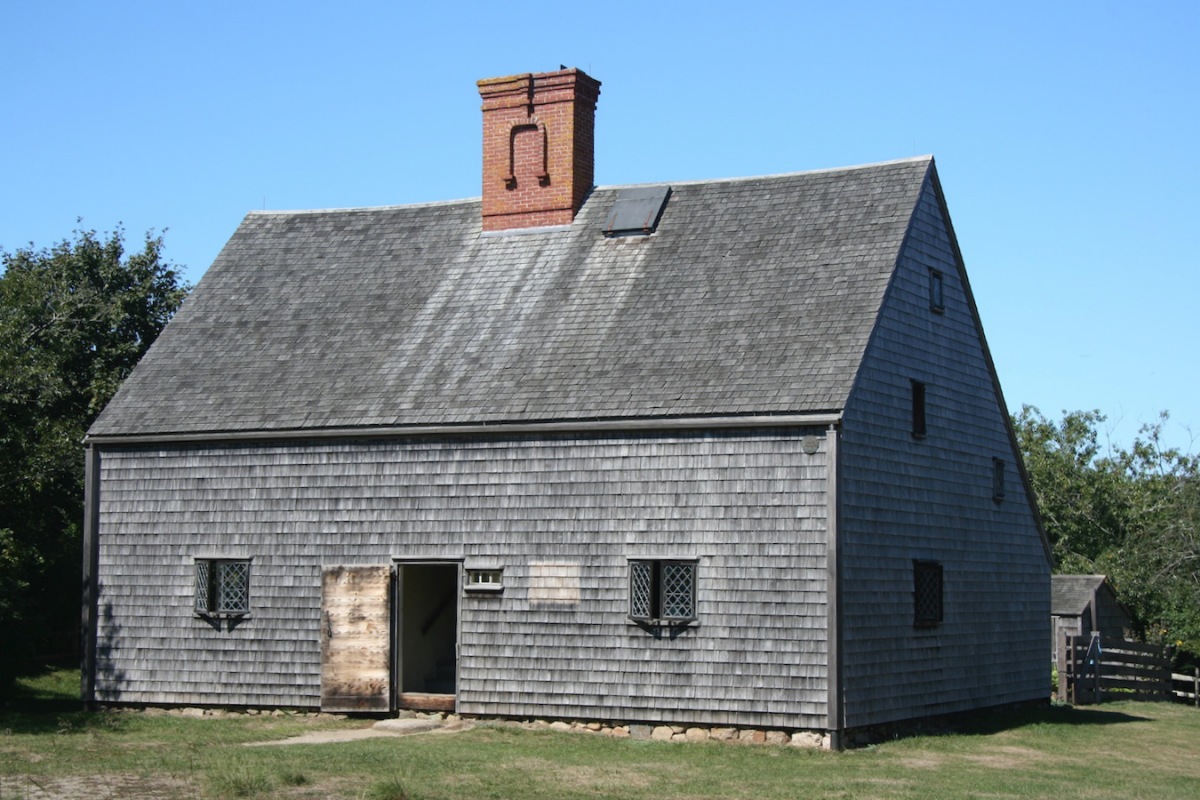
[603,186,671,236]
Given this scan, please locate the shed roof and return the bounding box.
[89,157,933,437]
[1051,575,1111,616]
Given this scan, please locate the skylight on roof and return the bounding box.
[603,186,671,236]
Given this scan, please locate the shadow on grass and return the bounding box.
[0,661,126,736]
[854,702,1155,747]
[940,702,1153,738]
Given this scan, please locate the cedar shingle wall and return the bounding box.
[838,179,1050,728]
[95,428,830,729]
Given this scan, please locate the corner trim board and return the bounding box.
[825,422,843,741]
[81,444,100,706]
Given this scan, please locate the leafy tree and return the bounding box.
[1014,406,1200,664]
[0,227,188,700]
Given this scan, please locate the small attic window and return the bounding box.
[929,270,945,313]
[992,458,1006,503]
[603,186,671,236]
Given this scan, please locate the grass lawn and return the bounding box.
[3,665,1199,799]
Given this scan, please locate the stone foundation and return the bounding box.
[470,715,832,750]
[103,705,834,749]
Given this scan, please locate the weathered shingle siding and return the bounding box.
[95,428,830,728]
[837,177,1050,729]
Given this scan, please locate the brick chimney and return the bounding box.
[477,68,601,232]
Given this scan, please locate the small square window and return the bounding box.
[992,458,1006,502]
[929,270,945,313]
[911,380,927,438]
[195,559,250,616]
[629,560,696,624]
[465,569,504,592]
[913,560,943,628]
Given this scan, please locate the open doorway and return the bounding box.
[396,562,458,710]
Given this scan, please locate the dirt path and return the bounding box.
[243,715,474,746]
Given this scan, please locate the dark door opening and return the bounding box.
[397,563,458,710]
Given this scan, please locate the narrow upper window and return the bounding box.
[629,560,697,624]
[195,559,250,616]
[992,458,1006,503]
[911,380,927,438]
[929,269,945,313]
[913,560,943,628]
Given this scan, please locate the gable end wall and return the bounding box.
[837,176,1050,729]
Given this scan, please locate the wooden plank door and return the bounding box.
[320,565,392,712]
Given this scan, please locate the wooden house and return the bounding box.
[81,68,1051,745]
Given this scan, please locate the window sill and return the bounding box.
[464,584,504,594]
[194,612,251,620]
[627,617,699,629]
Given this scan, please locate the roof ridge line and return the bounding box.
[247,196,480,216]
[243,156,935,217]
[594,155,934,191]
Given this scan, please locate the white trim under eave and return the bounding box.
[83,412,845,447]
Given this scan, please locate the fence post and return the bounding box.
[1090,633,1101,703]
[1069,635,1078,703]
[1194,667,1198,708]
[1057,633,1068,702]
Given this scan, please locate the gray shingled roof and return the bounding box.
[89,157,933,437]
[1051,575,1109,616]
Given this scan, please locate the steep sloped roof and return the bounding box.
[89,157,932,437]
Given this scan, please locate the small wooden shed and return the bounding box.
[1051,574,1132,659]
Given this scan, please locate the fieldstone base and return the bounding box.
[473,716,833,750]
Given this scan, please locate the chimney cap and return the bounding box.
[477,67,600,98]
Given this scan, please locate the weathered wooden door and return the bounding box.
[320,565,392,712]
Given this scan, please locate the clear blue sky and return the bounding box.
[3,1,1197,453]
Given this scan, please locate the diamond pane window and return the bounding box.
[629,559,696,624]
[629,561,654,620]
[217,561,250,613]
[913,560,943,628]
[195,559,251,616]
[194,560,211,614]
[661,563,695,620]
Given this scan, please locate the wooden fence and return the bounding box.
[1058,634,1173,704]
[1173,668,1200,707]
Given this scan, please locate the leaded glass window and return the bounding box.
[629,560,696,624]
[629,561,654,620]
[195,559,251,616]
[194,560,211,613]
[661,563,695,620]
